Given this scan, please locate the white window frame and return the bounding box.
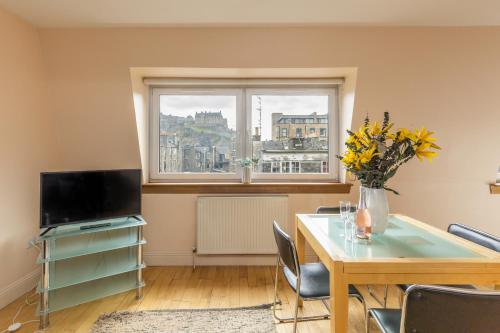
[150,87,244,182]
[245,88,339,182]
[149,80,340,183]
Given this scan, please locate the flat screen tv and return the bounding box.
[40,169,142,228]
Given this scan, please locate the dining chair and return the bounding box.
[448,223,500,252]
[316,206,388,307]
[272,221,366,333]
[397,223,500,294]
[367,285,500,333]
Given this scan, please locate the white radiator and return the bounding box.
[196,196,288,255]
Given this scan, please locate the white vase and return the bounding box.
[243,167,252,184]
[360,186,389,235]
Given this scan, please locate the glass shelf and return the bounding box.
[37,264,145,292]
[38,271,145,314]
[38,216,146,241]
[39,247,143,291]
[37,239,146,263]
[37,217,146,321]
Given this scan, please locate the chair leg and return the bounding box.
[350,293,367,324]
[367,284,388,307]
[272,256,330,325]
[293,287,300,333]
[366,310,372,333]
[383,284,388,308]
[272,256,283,321]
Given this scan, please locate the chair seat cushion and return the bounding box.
[283,262,362,299]
[369,308,401,333]
[398,284,476,292]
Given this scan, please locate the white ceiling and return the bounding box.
[2,0,500,28]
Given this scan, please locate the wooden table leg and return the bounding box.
[330,260,348,333]
[295,216,305,307]
[295,216,306,264]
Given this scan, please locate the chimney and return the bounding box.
[253,127,261,141]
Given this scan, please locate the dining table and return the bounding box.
[295,213,500,333]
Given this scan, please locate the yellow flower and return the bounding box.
[415,127,441,149]
[357,145,379,167]
[415,142,438,161]
[386,131,396,140]
[341,150,358,166]
[346,135,361,149]
[356,126,371,146]
[397,128,417,142]
[370,122,382,136]
[384,122,394,132]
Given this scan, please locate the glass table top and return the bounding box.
[299,214,485,259]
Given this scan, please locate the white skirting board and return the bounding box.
[144,251,318,266]
[0,268,40,309]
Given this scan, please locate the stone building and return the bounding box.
[271,112,328,140]
[255,138,329,174]
[195,111,228,128]
[252,112,329,174]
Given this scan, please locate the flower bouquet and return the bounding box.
[337,112,440,234]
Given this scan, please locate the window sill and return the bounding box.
[142,182,352,194]
[490,184,500,194]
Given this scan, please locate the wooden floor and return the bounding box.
[0,266,400,333]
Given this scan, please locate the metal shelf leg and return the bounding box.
[39,240,50,329]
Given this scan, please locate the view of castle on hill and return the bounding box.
[159,109,329,175]
[159,111,237,173]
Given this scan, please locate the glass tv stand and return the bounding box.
[36,216,146,329]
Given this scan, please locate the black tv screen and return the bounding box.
[40,169,142,228]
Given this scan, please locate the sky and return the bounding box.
[160,94,328,140]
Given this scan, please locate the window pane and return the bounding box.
[159,95,237,173]
[251,95,330,175]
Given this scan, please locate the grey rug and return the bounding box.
[90,304,276,333]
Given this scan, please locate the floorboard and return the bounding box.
[0,266,398,332]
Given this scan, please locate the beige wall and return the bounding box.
[35,26,500,265]
[0,8,59,307]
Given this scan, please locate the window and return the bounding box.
[150,81,339,182]
[280,161,301,173]
[322,161,329,173]
[150,88,242,181]
[271,161,281,173]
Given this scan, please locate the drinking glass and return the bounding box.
[339,201,351,221]
[345,208,356,241]
[340,201,351,238]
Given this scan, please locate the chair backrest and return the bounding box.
[315,206,357,214]
[448,223,500,252]
[272,221,299,277]
[402,285,500,333]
